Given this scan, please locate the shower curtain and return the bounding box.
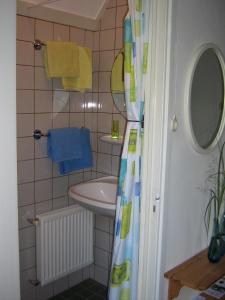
[108,0,149,299]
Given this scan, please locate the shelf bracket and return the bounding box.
[168,279,182,300]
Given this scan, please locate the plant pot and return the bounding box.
[208,218,222,263]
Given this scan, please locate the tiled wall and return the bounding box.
[16,0,128,299]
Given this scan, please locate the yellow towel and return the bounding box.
[111,51,125,93]
[62,46,92,93]
[44,41,79,78]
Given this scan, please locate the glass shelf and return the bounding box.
[100,135,124,145]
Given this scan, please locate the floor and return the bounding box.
[49,279,108,300]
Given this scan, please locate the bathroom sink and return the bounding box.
[69,176,118,217]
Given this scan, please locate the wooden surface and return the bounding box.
[164,248,225,300]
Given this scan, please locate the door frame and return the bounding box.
[138,0,173,298]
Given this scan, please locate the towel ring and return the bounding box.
[33,39,46,50]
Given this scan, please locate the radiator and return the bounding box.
[36,205,93,285]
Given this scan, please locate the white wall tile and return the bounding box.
[69,112,85,128]
[18,182,35,207]
[18,205,35,229]
[99,71,111,92]
[100,29,115,51]
[101,8,116,30]
[91,132,98,152]
[17,114,34,137]
[95,229,110,251]
[85,113,97,132]
[35,67,52,90]
[70,92,85,112]
[17,15,34,41]
[68,269,83,288]
[35,113,52,133]
[99,50,115,71]
[68,173,84,186]
[17,90,34,113]
[20,247,36,271]
[36,283,53,300]
[93,51,100,72]
[98,93,113,113]
[53,196,68,210]
[84,93,93,112]
[115,27,123,49]
[17,66,34,89]
[20,267,36,292]
[53,277,69,296]
[70,27,85,46]
[112,155,120,176]
[92,72,99,92]
[18,160,34,184]
[98,133,112,154]
[107,0,116,8]
[35,91,52,113]
[95,248,109,270]
[53,112,69,128]
[17,137,34,160]
[35,179,52,202]
[95,215,110,232]
[116,5,128,27]
[97,113,112,133]
[117,0,127,5]
[84,31,94,49]
[97,153,112,174]
[35,158,52,180]
[17,41,34,65]
[53,176,68,198]
[94,265,109,286]
[53,90,69,113]
[93,32,100,51]
[21,288,36,300]
[35,137,48,158]
[36,199,52,215]
[54,24,69,41]
[35,19,53,41]
[19,226,35,250]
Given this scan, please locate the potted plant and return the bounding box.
[205,141,225,262]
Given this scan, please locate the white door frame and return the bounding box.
[138,0,173,299]
[0,1,20,299]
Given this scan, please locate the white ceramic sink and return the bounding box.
[69,176,118,217]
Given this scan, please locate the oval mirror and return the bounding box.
[111,50,127,119]
[188,46,225,151]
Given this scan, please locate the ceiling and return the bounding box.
[19,0,108,20]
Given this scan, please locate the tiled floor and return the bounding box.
[49,279,108,300]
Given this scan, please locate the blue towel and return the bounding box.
[58,128,93,175]
[47,127,82,162]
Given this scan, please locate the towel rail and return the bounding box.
[33,129,49,140]
[33,39,46,50]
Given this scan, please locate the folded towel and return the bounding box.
[62,46,92,93]
[111,51,125,93]
[47,127,82,163]
[58,128,93,175]
[44,41,79,78]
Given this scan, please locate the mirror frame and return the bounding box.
[110,49,127,120]
[185,43,225,153]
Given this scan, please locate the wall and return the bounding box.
[16,0,127,299]
[158,0,225,299]
[0,1,20,299]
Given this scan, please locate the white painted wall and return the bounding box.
[158,1,225,299]
[0,1,20,299]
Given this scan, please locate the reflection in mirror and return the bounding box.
[111,50,127,119]
[190,48,225,149]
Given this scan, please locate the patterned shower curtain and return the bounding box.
[108,1,149,300]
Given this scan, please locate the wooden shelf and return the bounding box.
[164,248,225,300]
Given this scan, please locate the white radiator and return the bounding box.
[36,205,93,285]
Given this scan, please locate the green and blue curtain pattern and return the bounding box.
[108,0,149,299]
